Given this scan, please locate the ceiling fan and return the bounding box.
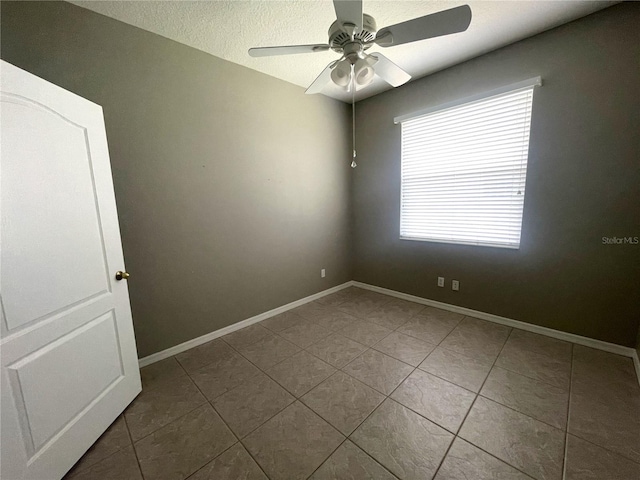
[248,0,472,94]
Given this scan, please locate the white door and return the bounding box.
[0,61,141,480]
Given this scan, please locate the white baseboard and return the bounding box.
[353,281,637,358]
[139,279,640,387]
[138,281,353,368]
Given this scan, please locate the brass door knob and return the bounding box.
[115,271,130,281]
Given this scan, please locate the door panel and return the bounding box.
[2,97,110,331]
[1,60,141,480]
[8,311,123,452]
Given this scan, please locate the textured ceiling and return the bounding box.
[70,1,616,103]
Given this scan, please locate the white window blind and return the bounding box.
[399,82,537,249]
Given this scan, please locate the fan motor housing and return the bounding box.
[329,14,377,52]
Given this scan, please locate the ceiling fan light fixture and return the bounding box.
[353,57,375,87]
[250,1,472,96]
[331,59,352,87]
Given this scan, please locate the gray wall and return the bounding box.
[352,3,640,347]
[1,1,352,357]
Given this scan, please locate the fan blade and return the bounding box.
[371,53,411,87]
[248,44,330,57]
[305,60,339,95]
[375,5,472,47]
[333,0,363,31]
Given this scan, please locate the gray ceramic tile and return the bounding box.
[343,350,413,395]
[313,310,361,332]
[567,348,640,463]
[439,317,511,364]
[338,319,392,347]
[571,345,639,398]
[238,334,301,370]
[391,370,476,432]
[373,331,435,367]
[222,324,273,350]
[267,350,336,397]
[481,367,569,430]
[572,345,636,382]
[213,372,295,438]
[365,299,425,330]
[315,290,354,307]
[175,339,236,374]
[243,402,344,480]
[507,329,572,359]
[568,388,640,463]
[140,357,187,391]
[279,322,332,348]
[352,399,453,480]
[302,371,385,435]
[189,352,261,401]
[397,308,463,345]
[125,374,206,441]
[564,434,640,480]
[290,301,334,321]
[261,311,307,333]
[188,443,267,480]
[337,292,394,317]
[495,330,572,389]
[434,438,531,480]
[134,405,236,480]
[459,397,565,480]
[66,446,142,480]
[67,415,131,475]
[339,287,369,297]
[306,333,367,368]
[418,347,493,392]
[310,441,397,480]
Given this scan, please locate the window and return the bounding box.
[396,78,539,249]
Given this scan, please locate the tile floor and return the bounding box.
[65,287,640,480]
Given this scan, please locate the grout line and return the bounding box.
[68,416,142,479]
[475,389,568,432]
[138,294,638,479]
[122,415,146,479]
[450,440,538,480]
[217,404,273,480]
[562,344,575,480]
[301,304,431,477]
[489,360,572,391]
[237,441,272,480]
[564,431,640,467]
[431,326,518,479]
[178,365,269,480]
[352,282,638,361]
[207,312,640,474]
[323,438,400,480]
[473,394,566,433]
[303,438,349,479]
[127,401,207,445]
[257,300,542,475]
[178,336,301,447]
[238,307,584,468]
[212,321,373,416]
[182,441,243,480]
[126,367,209,446]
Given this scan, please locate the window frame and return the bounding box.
[395,77,541,250]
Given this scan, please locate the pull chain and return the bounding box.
[351,69,357,168]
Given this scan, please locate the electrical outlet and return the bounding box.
[321,269,326,278]
[452,280,459,291]
[437,277,445,287]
